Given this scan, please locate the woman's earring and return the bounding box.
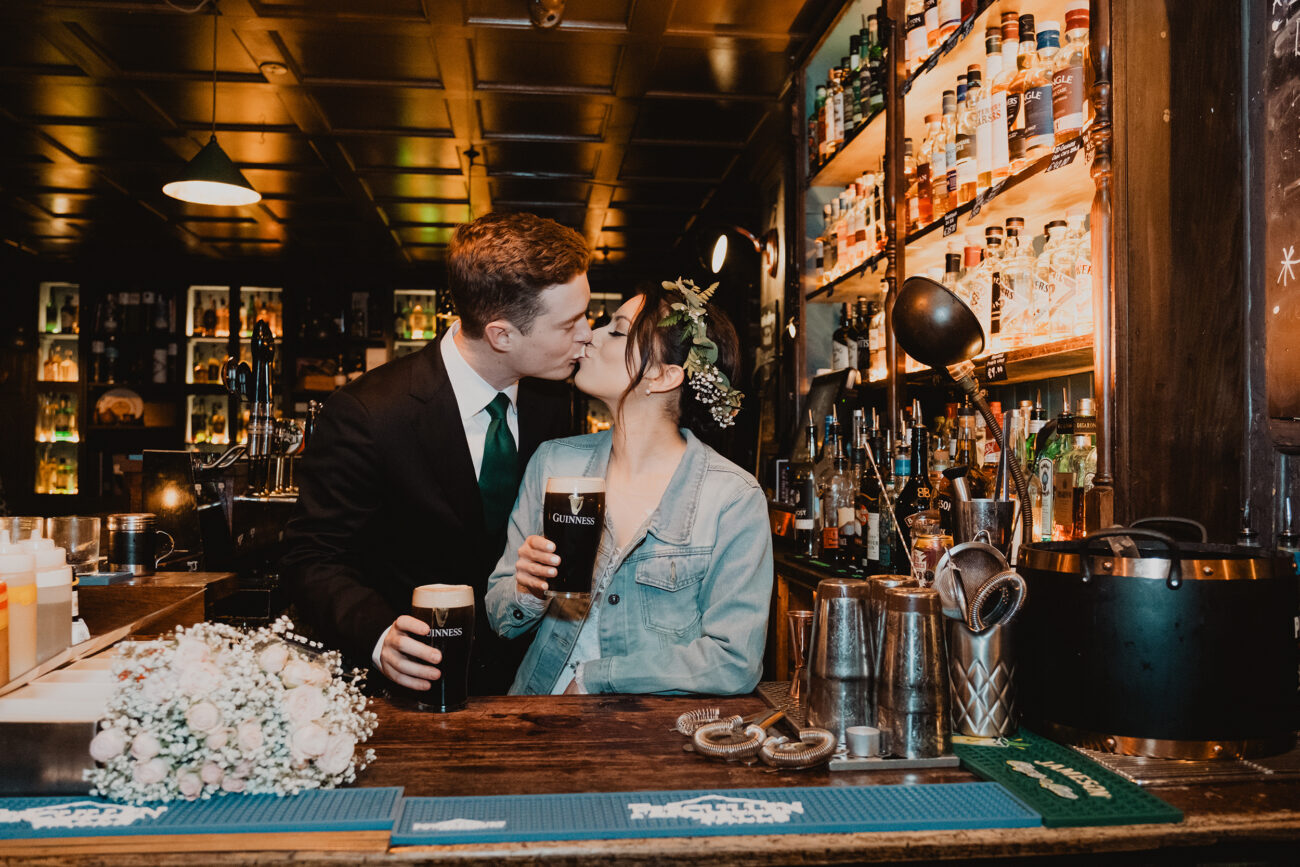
[645,388,652,396]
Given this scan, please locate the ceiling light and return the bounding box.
[163,1,259,207]
[710,234,728,274]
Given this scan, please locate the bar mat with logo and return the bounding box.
[0,787,402,852]
[391,782,1039,845]
[953,730,1183,827]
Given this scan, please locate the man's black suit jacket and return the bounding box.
[280,335,572,695]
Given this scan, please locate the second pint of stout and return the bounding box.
[543,476,605,598]
[410,584,475,712]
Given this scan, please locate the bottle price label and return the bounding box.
[1047,138,1083,172]
[943,210,959,236]
[985,352,1007,382]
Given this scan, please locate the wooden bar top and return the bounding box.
[6,693,1297,865]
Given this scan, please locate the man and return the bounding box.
[281,211,592,695]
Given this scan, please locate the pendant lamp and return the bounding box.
[163,1,260,206]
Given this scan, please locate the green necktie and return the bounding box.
[479,392,520,534]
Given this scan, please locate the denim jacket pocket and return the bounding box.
[634,553,709,636]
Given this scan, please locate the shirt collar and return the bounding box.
[440,320,519,419]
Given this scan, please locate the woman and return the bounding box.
[484,278,773,695]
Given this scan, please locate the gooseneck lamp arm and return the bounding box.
[891,275,1034,549]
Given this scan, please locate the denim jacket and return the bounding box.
[484,429,773,695]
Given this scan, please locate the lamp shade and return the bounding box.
[892,275,986,368]
[162,135,260,206]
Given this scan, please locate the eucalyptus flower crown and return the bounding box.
[657,277,744,429]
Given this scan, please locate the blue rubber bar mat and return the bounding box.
[0,787,402,839]
[391,782,1040,845]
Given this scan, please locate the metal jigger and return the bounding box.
[787,610,814,704]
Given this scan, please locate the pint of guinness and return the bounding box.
[410,584,475,712]
[543,476,605,598]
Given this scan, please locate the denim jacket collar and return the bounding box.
[580,428,706,547]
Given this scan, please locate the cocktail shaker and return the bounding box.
[806,578,872,744]
[864,574,918,677]
[876,586,950,758]
[948,620,1018,738]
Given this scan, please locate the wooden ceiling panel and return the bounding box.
[647,46,787,97]
[609,182,712,209]
[135,80,297,128]
[338,135,462,171]
[250,0,429,19]
[666,0,810,38]
[276,31,441,85]
[360,173,468,200]
[497,203,587,229]
[473,38,621,92]
[631,99,765,145]
[43,123,185,163]
[0,28,79,71]
[18,192,100,218]
[74,18,263,76]
[464,0,632,31]
[483,141,599,178]
[240,167,343,197]
[312,88,453,134]
[618,144,736,181]
[380,201,473,225]
[488,178,592,206]
[477,97,607,141]
[186,220,285,241]
[164,130,319,167]
[0,80,134,122]
[395,225,456,245]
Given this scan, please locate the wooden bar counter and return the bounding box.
[5,692,1298,866]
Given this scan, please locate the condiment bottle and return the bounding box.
[0,581,10,686]
[0,546,37,678]
[30,540,73,663]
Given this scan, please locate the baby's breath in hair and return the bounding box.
[657,277,744,428]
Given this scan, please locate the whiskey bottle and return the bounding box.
[904,137,919,231]
[894,409,935,552]
[791,413,819,556]
[924,0,940,51]
[831,303,855,371]
[1036,395,1074,540]
[905,0,927,75]
[820,426,857,564]
[941,88,959,205]
[1053,1,1090,144]
[191,400,208,444]
[210,400,227,443]
[1008,15,1037,173]
[955,69,980,206]
[924,113,948,220]
[981,28,1010,189]
[1024,19,1060,162]
[848,36,863,129]
[938,0,961,40]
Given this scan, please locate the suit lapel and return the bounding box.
[410,335,482,533]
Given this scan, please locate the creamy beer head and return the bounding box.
[545,476,605,495]
[411,583,474,609]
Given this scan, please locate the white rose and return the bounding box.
[178,661,223,697]
[315,733,357,776]
[236,720,264,753]
[257,643,289,674]
[284,687,328,725]
[205,728,229,751]
[132,757,169,785]
[130,731,161,760]
[303,663,330,687]
[185,701,222,733]
[177,769,203,800]
[200,761,223,786]
[234,760,253,778]
[221,774,246,793]
[89,727,128,763]
[174,636,210,666]
[290,723,329,760]
[280,659,316,688]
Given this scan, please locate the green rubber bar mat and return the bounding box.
[0,787,402,839]
[392,782,1039,845]
[953,730,1184,827]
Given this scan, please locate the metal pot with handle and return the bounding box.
[1017,524,1299,760]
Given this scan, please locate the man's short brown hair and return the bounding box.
[446,211,591,338]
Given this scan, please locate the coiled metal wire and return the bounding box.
[758,729,838,768]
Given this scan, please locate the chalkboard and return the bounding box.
[1265,0,1300,450]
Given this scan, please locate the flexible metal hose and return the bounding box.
[691,721,766,759]
[758,729,838,768]
[675,707,732,736]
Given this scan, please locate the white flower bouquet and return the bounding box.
[86,618,378,803]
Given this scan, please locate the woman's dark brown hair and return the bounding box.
[618,281,740,434]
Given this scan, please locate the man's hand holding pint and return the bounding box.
[377,616,442,690]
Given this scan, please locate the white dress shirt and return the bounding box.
[372,320,519,669]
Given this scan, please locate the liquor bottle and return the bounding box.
[923,113,947,220]
[981,28,1010,190]
[822,72,839,161]
[1008,15,1037,173]
[942,249,962,293]
[1039,219,1072,338]
[89,340,105,383]
[210,400,227,443]
[894,407,935,552]
[1053,1,1090,143]
[791,413,819,556]
[45,293,59,333]
[125,291,142,334]
[815,414,838,492]
[869,298,886,380]
[217,299,230,337]
[916,123,935,227]
[956,68,980,206]
[865,16,885,116]
[821,426,857,564]
[941,88,959,205]
[1055,398,1097,539]
[1066,209,1093,335]
[60,347,77,382]
[939,0,961,40]
[191,400,208,444]
[207,350,221,384]
[853,297,873,383]
[903,137,919,231]
[1024,19,1060,163]
[924,0,940,51]
[1036,395,1074,541]
[60,294,77,333]
[999,217,1035,348]
[831,303,855,371]
[54,395,73,439]
[905,0,927,75]
[960,226,1002,343]
[410,301,428,338]
[202,296,219,337]
[830,67,846,148]
[849,36,864,129]
[857,411,885,571]
[104,337,119,384]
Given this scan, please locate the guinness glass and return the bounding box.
[410,584,475,712]
[543,476,605,599]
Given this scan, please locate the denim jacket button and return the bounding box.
[512,609,524,620]
[608,594,620,605]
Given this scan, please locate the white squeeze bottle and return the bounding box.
[30,539,73,663]
[0,545,37,678]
